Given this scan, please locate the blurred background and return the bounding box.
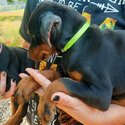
[0,1,27,124]
[0,0,26,47]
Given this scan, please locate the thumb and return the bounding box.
[51,92,86,124]
[51,92,80,108]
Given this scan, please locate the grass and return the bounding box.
[0,9,24,16]
[0,9,24,47]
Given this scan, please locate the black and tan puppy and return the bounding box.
[26,1,125,124]
[0,43,35,125]
[0,43,35,90]
[8,1,125,125]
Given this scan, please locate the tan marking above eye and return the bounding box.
[69,71,83,81]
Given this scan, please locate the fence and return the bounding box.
[0,3,25,11]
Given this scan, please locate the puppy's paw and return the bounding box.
[14,76,40,104]
[38,97,56,125]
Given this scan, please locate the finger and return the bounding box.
[51,92,95,112]
[3,79,16,99]
[51,92,94,124]
[26,68,51,89]
[35,87,44,96]
[19,73,29,78]
[52,92,101,110]
[51,92,81,108]
[51,92,83,122]
[0,72,7,95]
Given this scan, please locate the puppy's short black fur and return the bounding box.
[28,1,125,111]
[0,43,36,125]
[0,43,35,90]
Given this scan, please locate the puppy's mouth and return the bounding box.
[29,43,56,62]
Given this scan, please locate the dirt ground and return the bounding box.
[0,99,28,125]
[0,98,11,125]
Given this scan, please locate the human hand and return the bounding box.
[25,68,125,125]
[25,68,51,95]
[0,72,16,101]
[51,92,125,125]
[25,68,95,124]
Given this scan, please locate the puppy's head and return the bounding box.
[0,43,20,91]
[28,1,85,62]
[28,9,62,62]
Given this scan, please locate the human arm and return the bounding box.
[26,68,125,125]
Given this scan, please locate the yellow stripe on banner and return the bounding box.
[99,17,116,30]
[82,12,116,30]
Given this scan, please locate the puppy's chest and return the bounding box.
[61,59,85,81]
[68,71,83,81]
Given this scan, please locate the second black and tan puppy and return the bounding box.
[14,1,125,124]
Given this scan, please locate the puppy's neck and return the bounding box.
[57,16,88,53]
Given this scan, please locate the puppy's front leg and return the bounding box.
[15,70,60,104]
[37,78,70,124]
[38,74,112,124]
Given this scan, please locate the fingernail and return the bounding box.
[1,71,6,77]
[53,95,60,101]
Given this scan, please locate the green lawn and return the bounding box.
[0,9,24,47]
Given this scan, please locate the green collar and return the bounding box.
[61,20,90,53]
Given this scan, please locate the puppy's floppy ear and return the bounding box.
[39,12,62,47]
